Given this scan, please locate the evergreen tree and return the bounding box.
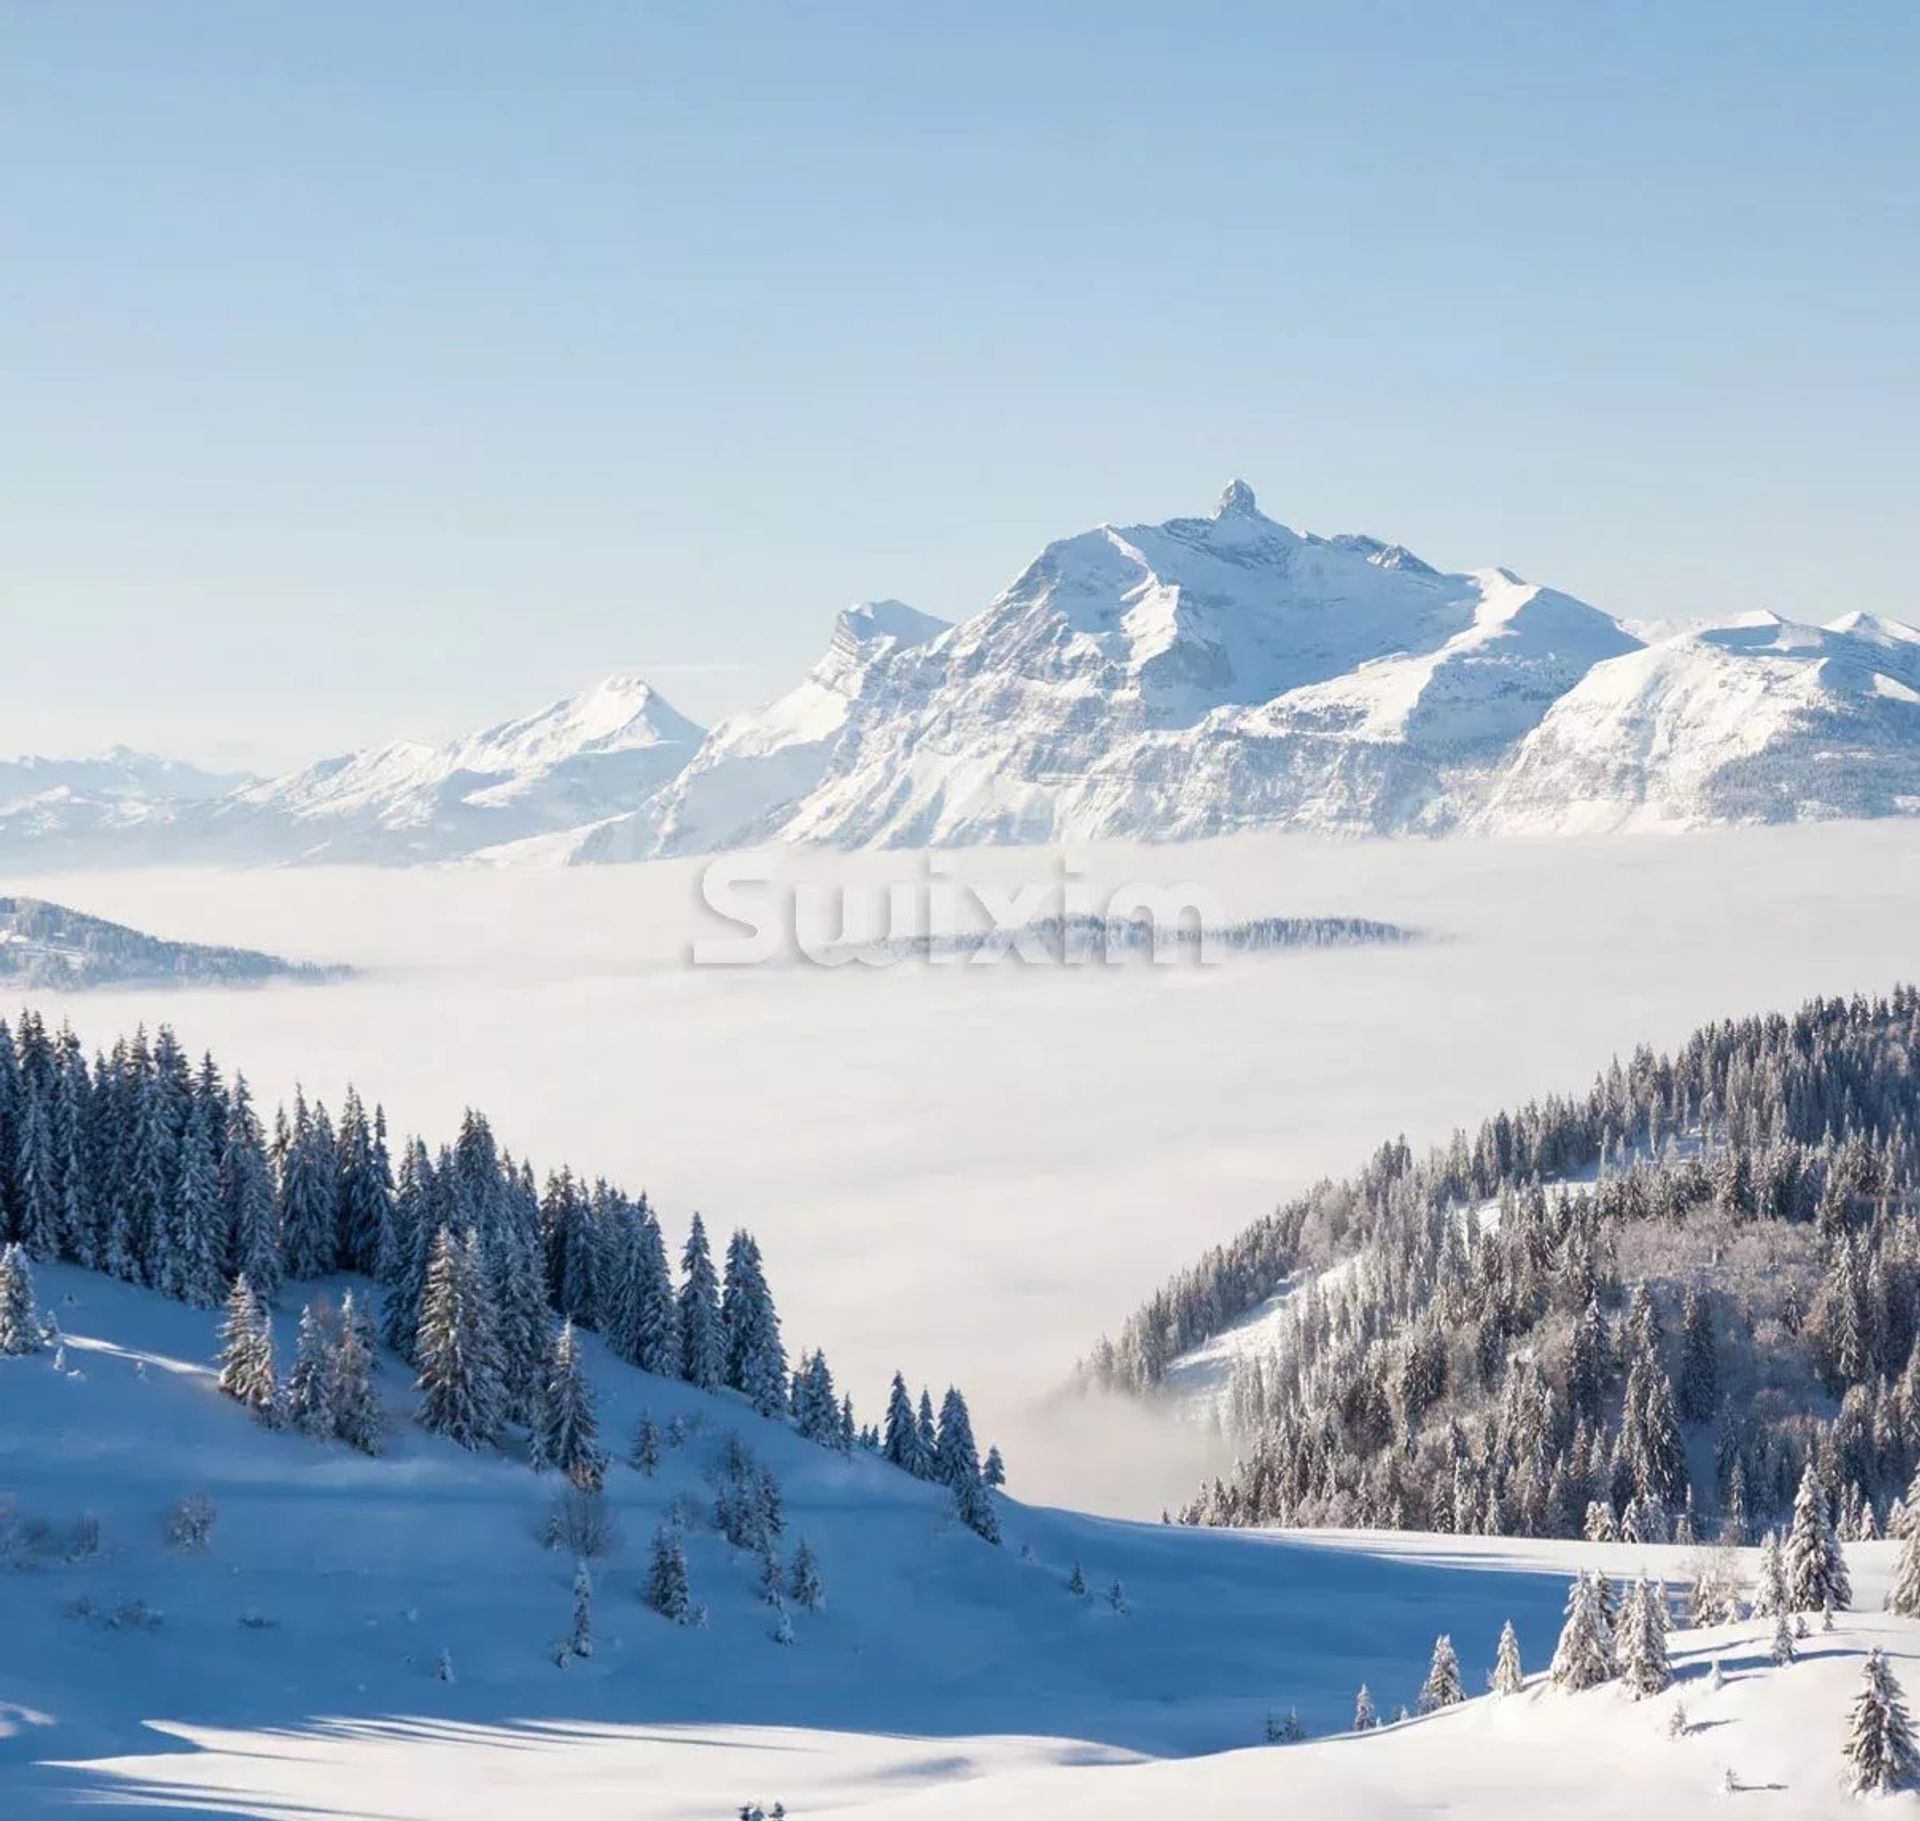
[163,1086,225,1308]
[216,1275,278,1420]
[414,1226,504,1450]
[1492,1619,1524,1694]
[882,1371,927,1475]
[380,1139,437,1360]
[539,1319,603,1488]
[916,1388,938,1464]
[1752,1530,1788,1616]
[0,1242,45,1353]
[678,1214,724,1390]
[1549,1571,1616,1691]
[278,1090,338,1279]
[1894,1523,1920,1620]
[1785,1462,1851,1611]
[1620,1577,1671,1698]
[984,1445,1006,1489]
[286,1299,339,1437]
[330,1290,382,1453]
[648,1525,692,1623]
[722,1229,787,1417]
[1067,1562,1087,1596]
[630,1203,679,1376]
[1677,1287,1718,1424]
[630,1412,662,1476]
[14,1085,59,1262]
[1353,1684,1377,1730]
[1846,1649,1918,1796]
[335,1088,394,1277]
[933,1386,981,1489]
[221,1078,280,1304]
[1770,1607,1796,1666]
[788,1538,824,1612]
[1418,1634,1463,1711]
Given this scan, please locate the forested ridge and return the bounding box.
[1082,987,1920,1541]
[0,1009,1002,1542]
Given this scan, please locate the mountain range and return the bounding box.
[7,483,1919,868]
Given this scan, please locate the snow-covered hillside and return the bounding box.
[4,1261,1913,1819]
[0,896,346,990]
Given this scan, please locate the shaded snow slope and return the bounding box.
[0,1262,1833,1818]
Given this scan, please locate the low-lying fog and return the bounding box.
[17,821,1920,1514]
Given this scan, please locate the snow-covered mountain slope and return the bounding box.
[0,747,246,806]
[0,749,252,871]
[13,487,1920,870]
[732,484,1640,849]
[184,674,706,864]
[539,599,951,864]
[1472,611,1920,833]
[4,1263,1904,1818]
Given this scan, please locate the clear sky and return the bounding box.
[3,2,1915,771]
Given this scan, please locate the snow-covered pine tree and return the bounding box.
[414,1226,504,1450]
[1677,1287,1718,1424]
[539,1319,603,1489]
[881,1371,927,1475]
[1584,1499,1617,1543]
[933,1386,981,1489]
[162,1087,225,1308]
[1107,1579,1128,1615]
[1845,1649,1918,1796]
[916,1388,938,1465]
[221,1078,280,1304]
[15,1082,60,1263]
[722,1230,788,1417]
[1067,1562,1087,1596]
[0,1242,45,1353]
[678,1214,724,1390]
[379,1139,435,1359]
[648,1525,692,1623]
[278,1090,339,1280]
[1492,1619,1524,1694]
[788,1538,824,1612]
[1549,1571,1616,1691]
[1785,1461,1851,1611]
[1353,1684,1377,1730]
[286,1298,340,1437]
[1770,1607,1795,1666]
[1752,1530,1788,1616]
[1620,1577,1671,1698]
[793,1350,839,1444]
[330,1290,382,1454]
[216,1274,278,1420]
[629,1201,680,1376]
[569,1561,593,1659]
[1418,1634,1463,1712]
[335,1088,394,1278]
[984,1445,1006,1489]
[630,1412,662,1476]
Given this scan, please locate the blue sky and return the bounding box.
[3,2,1915,769]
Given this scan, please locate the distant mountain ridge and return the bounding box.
[6,483,1920,868]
